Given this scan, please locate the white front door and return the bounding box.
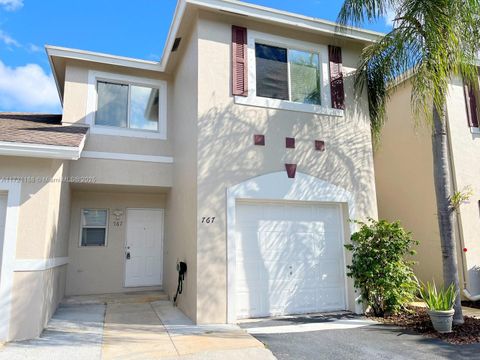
[125,208,164,287]
[234,201,347,319]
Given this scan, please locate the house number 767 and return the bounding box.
[202,217,215,224]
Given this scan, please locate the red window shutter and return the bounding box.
[232,26,248,97]
[464,82,479,128]
[328,45,345,110]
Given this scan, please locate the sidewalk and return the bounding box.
[0,298,275,360]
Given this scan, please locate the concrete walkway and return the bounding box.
[0,296,275,360]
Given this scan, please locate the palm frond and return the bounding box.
[341,0,480,144]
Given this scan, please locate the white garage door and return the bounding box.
[234,201,347,319]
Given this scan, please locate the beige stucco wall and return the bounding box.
[0,157,71,340]
[164,17,199,321]
[446,76,480,295]
[63,61,174,188]
[66,191,166,295]
[194,12,378,323]
[374,82,444,286]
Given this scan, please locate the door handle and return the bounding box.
[126,252,131,260]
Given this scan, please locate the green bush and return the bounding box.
[345,219,418,317]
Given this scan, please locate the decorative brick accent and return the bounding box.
[254,134,265,146]
[285,164,297,178]
[315,140,326,151]
[286,137,295,149]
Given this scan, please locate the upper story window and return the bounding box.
[86,71,167,139]
[233,29,344,117]
[96,81,159,131]
[255,44,321,105]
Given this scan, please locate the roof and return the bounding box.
[46,0,385,104]
[0,113,88,160]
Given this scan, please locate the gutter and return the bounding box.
[446,104,480,301]
[0,141,83,160]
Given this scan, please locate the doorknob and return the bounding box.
[126,252,131,260]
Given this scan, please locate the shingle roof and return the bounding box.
[0,113,88,147]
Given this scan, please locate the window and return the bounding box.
[95,81,160,131]
[255,43,321,105]
[80,209,107,247]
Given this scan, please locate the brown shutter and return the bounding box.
[232,26,248,97]
[328,45,345,110]
[464,82,479,128]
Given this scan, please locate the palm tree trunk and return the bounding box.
[432,104,464,325]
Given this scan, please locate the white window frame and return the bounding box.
[86,70,167,139]
[79,208,109,247]
[234,30,344,117]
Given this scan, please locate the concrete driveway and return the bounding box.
[240,312,480,360]
[0,293,275,360]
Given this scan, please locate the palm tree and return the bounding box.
[337,0,480,324]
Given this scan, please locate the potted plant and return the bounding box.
[419,282,457,333]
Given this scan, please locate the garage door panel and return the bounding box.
[318,287,345,309]
[319,260,344,286]
[235,202,347,319]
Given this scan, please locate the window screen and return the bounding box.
[81,209,107,247]
[289,50,321,105]
[255,43,289,100]
[96,82,128,127]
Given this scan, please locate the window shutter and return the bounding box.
[328,45,345,110]
[464,82,479,128]
[232,26,248,97]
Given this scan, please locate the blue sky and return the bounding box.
[0,0,392,113]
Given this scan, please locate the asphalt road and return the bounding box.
[239,314,480,360]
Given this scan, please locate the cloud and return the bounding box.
[0,30,20,47]
[0,0,23,11]
[0,60,60,112]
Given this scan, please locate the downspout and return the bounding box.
[445,105,480,301]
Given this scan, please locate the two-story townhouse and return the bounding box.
[0,0,381,341]
[375,76,480,304]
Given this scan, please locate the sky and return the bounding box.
[0,0,392,113]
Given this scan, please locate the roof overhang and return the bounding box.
[0,136,85,160]
[47,0,385,104]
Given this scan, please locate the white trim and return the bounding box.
[226,171,358,323]
[0,141,82,160]
[13,257,69,272]
[46,45,161,72]
[0,182,21,342]
[470,127,480,134]
[85,70,168,140]
[235,30,344,116]
[185,0,383,43]
[81,151,174,164]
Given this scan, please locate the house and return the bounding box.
[375,76,480,302]
[0,0,381,342]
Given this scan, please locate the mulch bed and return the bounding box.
[368,306,480,345]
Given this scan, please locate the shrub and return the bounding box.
[419,282,457,311]
[345,218,418,317]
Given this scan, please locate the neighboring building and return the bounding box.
[0,0,381,341]
[375,76,480,302]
